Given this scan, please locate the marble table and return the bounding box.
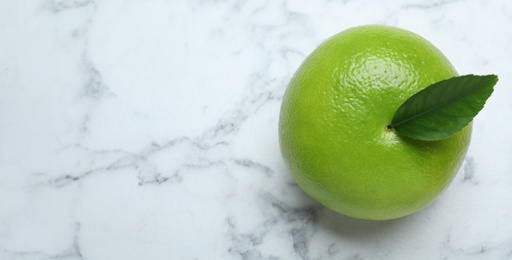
[1,0,511,259]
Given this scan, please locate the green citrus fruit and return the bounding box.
[279,25,471,220]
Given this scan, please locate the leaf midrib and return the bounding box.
[391,84,479,128]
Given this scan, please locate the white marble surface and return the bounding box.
[1,0,511,259]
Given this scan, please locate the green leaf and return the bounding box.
[389,74,498,141]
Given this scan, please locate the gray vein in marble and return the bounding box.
[43,145,137,187]
[49,222,84,260]
[439,232,508,259]
[82,54,112,100]
[0,222,82,260]
[137,138,225,183]
[265,192,319,225]
[326,243,339,256]
[201,90,278,148]
[228,191,321,259]
[463,156,478,184]
[402,0,462,9]
[227,218,265,260]
[137,158,224,186]
[0,249,47,260]
[290,228,309,260]
[232,158,274,178]
[279,47,307,64]
[45,0,93,13]
[137,172,182,186]
[270,195,319,260]
[47,159,128,187]
[43,133,223,188]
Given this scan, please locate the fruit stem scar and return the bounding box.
[385,125,393,132]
